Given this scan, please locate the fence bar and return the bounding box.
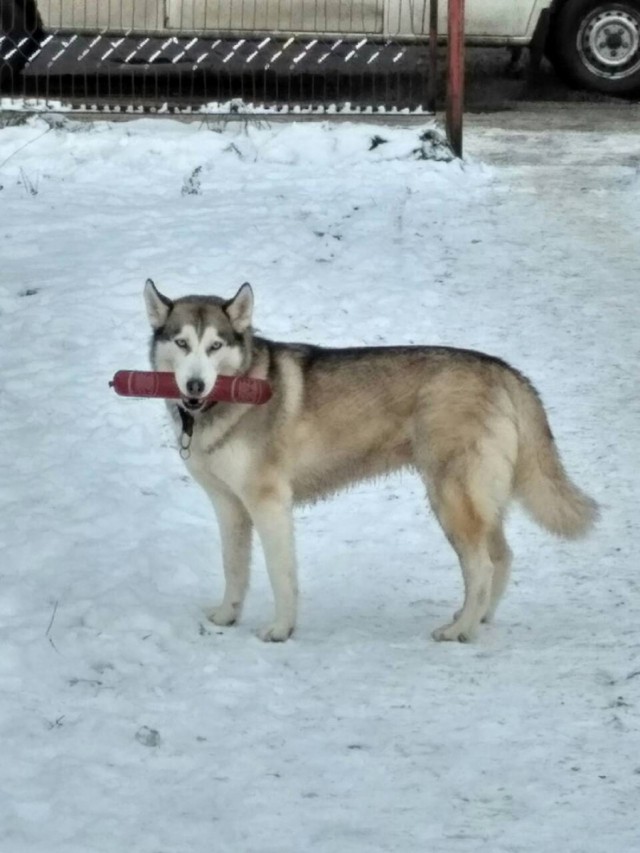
[428,0,438,114]
[446,0,465,157]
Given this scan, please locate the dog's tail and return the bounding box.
[512,376,599,539]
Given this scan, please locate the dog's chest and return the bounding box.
[183,425,252,494]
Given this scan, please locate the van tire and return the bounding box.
[549,0,640,94]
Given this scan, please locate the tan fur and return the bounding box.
[145,282,599,643]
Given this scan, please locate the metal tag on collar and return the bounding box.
[177,408,194,460]
[179,431,192,460]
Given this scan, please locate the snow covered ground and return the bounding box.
[0,111,638,853]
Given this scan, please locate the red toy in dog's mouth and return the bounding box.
[109,371,272,406]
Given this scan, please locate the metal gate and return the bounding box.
[1,0,441,113]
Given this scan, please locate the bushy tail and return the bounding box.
[513,379,599,539]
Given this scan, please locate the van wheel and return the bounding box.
[550,0,640,94]
[0,0,43,90]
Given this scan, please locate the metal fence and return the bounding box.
[0,0,443,112]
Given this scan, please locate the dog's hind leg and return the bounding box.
[484,525,512,624]
[415,389,518,641]
[429,481,496,643]
[419,439,515,642]
[207,488,253,627]
[451,523,512,626]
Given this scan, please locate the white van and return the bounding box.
[2,0,639,95]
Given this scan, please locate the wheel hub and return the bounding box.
[578,7,640,77]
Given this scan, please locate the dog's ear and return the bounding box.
[225,282,254,333]
[144,279,172,329]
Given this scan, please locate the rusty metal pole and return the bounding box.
[446,0,465,157]
[427,0,439,114]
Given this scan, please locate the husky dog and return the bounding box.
[144,279,598,643]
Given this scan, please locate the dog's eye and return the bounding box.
[175,338,189,350]
[207,341,223,354]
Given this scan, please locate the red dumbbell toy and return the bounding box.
[110,370,272,405]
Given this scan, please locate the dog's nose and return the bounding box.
[186,378,205,397]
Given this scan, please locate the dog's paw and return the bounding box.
[432,622,475,643]
[207,604,238,627]
[258,621,294,643]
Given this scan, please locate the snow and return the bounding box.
[0,112,638,853]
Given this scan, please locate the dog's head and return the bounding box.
[143,279,253,413]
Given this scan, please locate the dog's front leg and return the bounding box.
[246,488,298,642]
[207,488,253,628]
